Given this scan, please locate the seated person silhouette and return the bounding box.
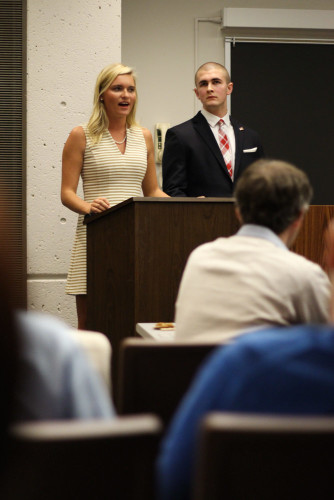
[0,206,115,423]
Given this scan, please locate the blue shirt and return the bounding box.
[14,311,115,421]
[157,324,334,500]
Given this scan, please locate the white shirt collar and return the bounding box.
[237,224,288,250]
[201,108,231,128]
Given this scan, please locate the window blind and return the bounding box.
[0,0,27,308]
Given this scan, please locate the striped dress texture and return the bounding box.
[66,124,147,295]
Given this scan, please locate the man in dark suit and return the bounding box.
[162,62,264,197]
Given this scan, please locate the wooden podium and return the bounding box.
[85,197,239,384]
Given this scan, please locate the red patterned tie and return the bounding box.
[218,119,232,178]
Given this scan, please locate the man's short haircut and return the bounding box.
[195,62,231,85]
[234,159,313,235]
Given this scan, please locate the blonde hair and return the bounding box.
[87,63,138,144]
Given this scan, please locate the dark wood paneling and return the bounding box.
[292,205,334,268]
[134,199,239,322]
[118,341,218,424]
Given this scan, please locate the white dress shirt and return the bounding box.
[174,224,331,343]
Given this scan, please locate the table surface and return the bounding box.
[136,323,175,341]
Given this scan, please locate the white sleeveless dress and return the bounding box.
[66,124,147,295]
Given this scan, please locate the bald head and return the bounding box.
[195,62,231,86]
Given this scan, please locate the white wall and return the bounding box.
[27,0,121,327]
[122,0,334,134]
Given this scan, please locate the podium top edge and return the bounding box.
[84,196,236,224]
[130,196,235,202]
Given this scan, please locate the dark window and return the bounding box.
[231,42,334,204]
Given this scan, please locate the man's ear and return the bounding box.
[292,210,305,230]
[194,87,200,99]
[235,206,242,224]
[227,82,233,95]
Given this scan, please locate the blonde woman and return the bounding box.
[61,63,168,328]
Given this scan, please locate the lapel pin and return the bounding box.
[239,127,244,130]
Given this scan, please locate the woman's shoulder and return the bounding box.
[133,127,152,146]
[126,125,149,141]
[128,125,149,134]
[139,126,151,139]
[70,124,87,137]
[65,125,87,149]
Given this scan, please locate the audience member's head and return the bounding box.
[234,159,313,235]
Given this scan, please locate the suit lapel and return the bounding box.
[231,116,245,178]
[192,112,232,180]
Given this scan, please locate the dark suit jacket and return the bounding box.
[162,111,264,197]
